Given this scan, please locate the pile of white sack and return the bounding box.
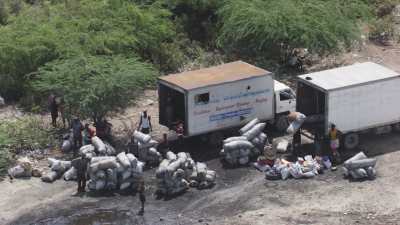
[8,157,34,178]
[156,151,216,196]
[87,152,145,191]
[220,118,268,166]
[342,152,377,180]
[265,155,324,180]
[133,131,162,165]
[61,131,74,152]
[79,137,116,159]
[286,112,306,134]
[42,158,72,182]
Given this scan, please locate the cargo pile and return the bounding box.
[342,152,377,180]
[156,151,216,196]
[8,157,35,178]
[265,155,324,180]
[286,112,306,134]
[88,152,145,191]
[79,137,116,159]
[133,130,162,165]
[220,118,268,166]
[41,158,72,182]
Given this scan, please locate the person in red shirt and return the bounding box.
[83,123,96,145]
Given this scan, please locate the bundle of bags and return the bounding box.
[8,157,34,178]
[342,152,377,180]
[156,151,216,196]
[220,118,268,166]
[41,158,72,182]
[133,130,162,165]
[61,131,74,152]
[88,152,145,191]
[286,112,306,134]
[265,155,323,180]
[79,137,116,160]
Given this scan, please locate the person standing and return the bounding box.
[138,110,152,134]
[48,94,58,127]
[74,154,89,193]
[71,117,84,157]
[329,124,341,168]
[157,133,170,157]
[83,123,96,145]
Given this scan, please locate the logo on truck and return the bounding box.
[209,108,253,122]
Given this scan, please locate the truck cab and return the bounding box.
[274,80,296,114]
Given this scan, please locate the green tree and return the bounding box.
[0,0,187,100]
[0,0,8,25]
[217,0,372,58]
[33,56,157,122]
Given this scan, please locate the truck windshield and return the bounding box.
[279,89,296,101]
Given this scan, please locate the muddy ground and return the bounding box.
[2,42,400,225]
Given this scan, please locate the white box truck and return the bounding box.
[296,62,400,149]
[158,61,296,144]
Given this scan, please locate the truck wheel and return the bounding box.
[344,133,359,149]
[275,115,289,132]
[208,132,224,148]
[393,123,400,132]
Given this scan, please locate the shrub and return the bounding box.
[33,55,157,122]
[217,0,372,58]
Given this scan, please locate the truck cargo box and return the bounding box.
[297,62,400,135]
[158,61,275,136]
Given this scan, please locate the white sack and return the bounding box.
[133,130,151,143]
[92,136,106,154]
[117,152,131,168]
[239,118,260,134]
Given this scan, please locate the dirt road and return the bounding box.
[1,131,400,225]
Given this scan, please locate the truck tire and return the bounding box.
[393,123,400,132]
[275,115,289,132]
[208,132,224,148]
[344,133,359,150]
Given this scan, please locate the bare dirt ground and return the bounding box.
[1,42,400,225]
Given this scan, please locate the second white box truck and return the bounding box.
[296,62,400,149]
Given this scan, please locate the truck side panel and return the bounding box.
[186,76,274,136]
[327,77,400,134]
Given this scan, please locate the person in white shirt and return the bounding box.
[138,110,152,134]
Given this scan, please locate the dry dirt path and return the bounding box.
[2,132,400,225]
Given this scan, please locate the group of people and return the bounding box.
[48,94,153,215]
[298,124,341,170]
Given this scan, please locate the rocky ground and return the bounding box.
[1,41,400,225]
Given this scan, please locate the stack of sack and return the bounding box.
[41,158,71,182]
[87,152,145,191]
[342,152,377,180]
[8,157,33,178]
[156,151,216,196]
[79,137,116,160]
[133,130,162,165]
[220,118,268,166]
[286,112,306,134]
[61,131,74,152]
[265,155,323,180]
